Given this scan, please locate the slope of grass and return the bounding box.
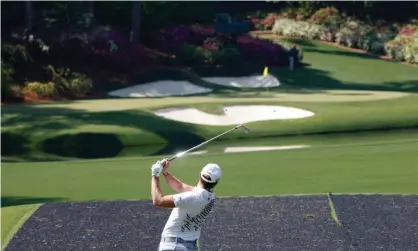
[1,204,41,250]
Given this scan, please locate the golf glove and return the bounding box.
[151,160,163,177]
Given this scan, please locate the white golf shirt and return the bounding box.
[161,186,215,241]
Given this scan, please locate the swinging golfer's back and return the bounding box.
[153,163,222,251]
[160,187,215,250]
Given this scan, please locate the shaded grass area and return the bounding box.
[1,204,41,251]
[1,196,65,207]
[2,136,418,204]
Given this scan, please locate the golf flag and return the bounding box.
[263,66,268,76]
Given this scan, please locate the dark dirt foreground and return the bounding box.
[5,195,418,251]
[330,194,418,251]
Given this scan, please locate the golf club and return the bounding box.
[168,124,250,162]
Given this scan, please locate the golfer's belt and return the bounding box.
[161,237,197,244]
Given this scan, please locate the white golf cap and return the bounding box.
[200,163,222,183]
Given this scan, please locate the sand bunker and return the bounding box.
[203,74,280,88]
[154,105,314,126]
[224,145,310,153]
[108,81,212,97]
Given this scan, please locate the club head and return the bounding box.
[239,124,250,133]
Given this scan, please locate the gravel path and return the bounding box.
[5,195,418,251]
[330,194,418,251]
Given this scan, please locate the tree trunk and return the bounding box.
[25,1,33,31]
[130,1,141,43]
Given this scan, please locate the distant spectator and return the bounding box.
[288,45,298,70]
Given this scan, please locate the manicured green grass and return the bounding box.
[254,34,418,92]
[1,204,41,250]
[2,131,418,205]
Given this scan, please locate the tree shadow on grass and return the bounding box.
[282,38,318,48]
[1,196,66,207]
[42,133,125,159]
[271,67,418,93]
[1,105,207,160]
[1,133,30,156]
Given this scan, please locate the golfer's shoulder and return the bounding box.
[189,187,214,200]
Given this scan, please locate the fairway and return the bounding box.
[3,130,418,205]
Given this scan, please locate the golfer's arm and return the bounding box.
[151,176,175,208]
[163,172,194,193]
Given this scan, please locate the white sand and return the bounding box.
[224,145,310,153]
[108,81,212,98]
[154,105,314,126]
[187,150,208,156]
[202,74,280,88]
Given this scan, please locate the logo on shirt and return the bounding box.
[181,199,215,232]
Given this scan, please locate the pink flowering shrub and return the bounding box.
[236,35,293,66]
[154,24,301,67]
[261,13,279,30]
[88,28,149,71]
[398,24,418,37]
[153,25,209,53]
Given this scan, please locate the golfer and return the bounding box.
[150,158,222,251]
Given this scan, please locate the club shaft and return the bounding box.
[168,125,245,161]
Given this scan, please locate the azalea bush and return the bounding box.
[404,36,418,64]
[384,24,418,64]
[398,24,418,36]
[261,13,279,30]
[335,20,371,48]
[385,33,418,64]
[89,43,149,72]
[177,44,240,66]
[42,65,93,96]
[236,35,295,66]
[272,18,329,40]
[21,81,59,99]
[358,28,397,54]
[154,25,207,53]
[308,7,341,27]
[87,28,150,71]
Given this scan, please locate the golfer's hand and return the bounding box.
[151,160,163,177]
[161,158,170,174]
